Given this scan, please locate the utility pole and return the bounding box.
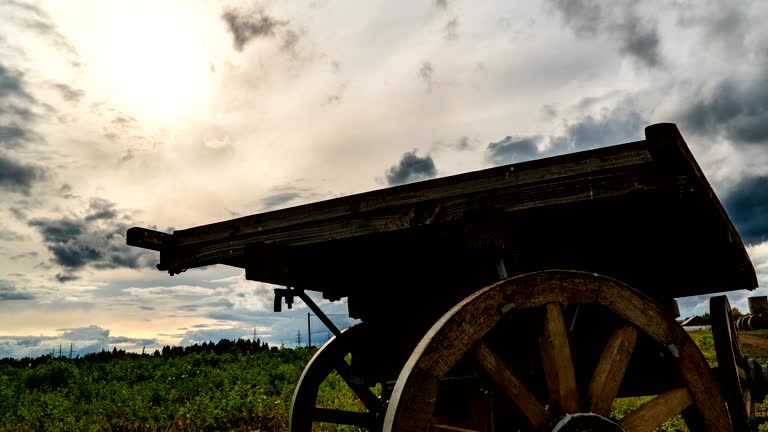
[69,344,73,358]
[296,330,302,348]
[307,313,311,348]
[59,344,62,358]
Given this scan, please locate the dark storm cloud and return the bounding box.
[84,198,118,222]
[485,101,644,166]
[261,192,302,210]
[0,154,44,194]
[55,273,78,283]
[0,64,32,101]
[0,63,48,193]
[385,151,437,186]
[550,98,648,152]
[436,135,474,152]
[60,325,109,341]
[0,123,41,148]
[0,228,24,241]
[563,106,645,149]
[221,8,287,52]
[0,281,34,301]
[618,19,661,67]
[51,83,84,103]
[0,65,41,148]
[10,252,37,261]
[281,29,300,54]
[548,0,601,34]
[2,0,81,67]
[0,104,34,121]
[455,136,471,150]
[444,18,459,41]
[29,199,160,276]
[435,0,449,9]
[419,62,434,90]
[676,3,748,54]
[548,0,662,67]
[258,186,319,211]
[486,136,541,165]
[723,176,768,245]
[680,77,768,146]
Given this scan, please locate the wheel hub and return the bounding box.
[549,413,624,432]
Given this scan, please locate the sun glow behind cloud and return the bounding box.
[89,3,214,121]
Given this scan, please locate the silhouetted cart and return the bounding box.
[128,123,760,432]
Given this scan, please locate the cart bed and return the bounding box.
[128,123,756,316]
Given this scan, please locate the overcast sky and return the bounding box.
[0,0,766,358]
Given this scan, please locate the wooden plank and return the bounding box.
[676,338,733,431]
[173,142,652,246]
[470,340,548,429]
[430,423,480,432]
[619,387,693,432]
[645,124,755,289]
[597,278,731,431]
[162,168,670,271]
[126,227,171,251]
[584,324,638,415]
[148,143,661,271]
[333,358,382,412]
[539,302,579,414]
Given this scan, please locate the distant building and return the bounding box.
[681,316,710,331]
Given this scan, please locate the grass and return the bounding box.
[608,330,768,431]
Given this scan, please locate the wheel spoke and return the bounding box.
[539,302,579,414]
[619,387,693,432]
[471,340,548,429]
[584,324,638,415]
[313,407,375,428]
[334,358,382,412]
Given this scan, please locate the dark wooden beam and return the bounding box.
[126,227,171,252]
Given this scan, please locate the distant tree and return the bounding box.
[731,307,744,319]
[700,312,711,323]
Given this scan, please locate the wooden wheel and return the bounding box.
[383,270,730,432]
[710,295,752,431]
[290,323,385,431]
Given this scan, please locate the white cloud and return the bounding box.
[0,0,765,357]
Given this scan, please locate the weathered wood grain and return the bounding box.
[161,167,667,272]
[383,271,731,432]
[711,295,752,431]
[290,324,382,432]
[470,340,547,429]
[126,227,171,251]
[584,324,638,415]
[619,387,693,432]
[173,142,651,247]
[540,302,579,414]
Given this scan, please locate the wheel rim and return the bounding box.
[710,295,753,430]
[290,323,384,431]
[383,270,730,432]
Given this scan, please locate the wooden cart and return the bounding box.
[128,123,761,431]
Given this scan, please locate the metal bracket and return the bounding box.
[274,287,297,312]
[274,286,341,338]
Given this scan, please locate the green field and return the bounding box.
[2,332,768,431]
[608,330,768,432]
